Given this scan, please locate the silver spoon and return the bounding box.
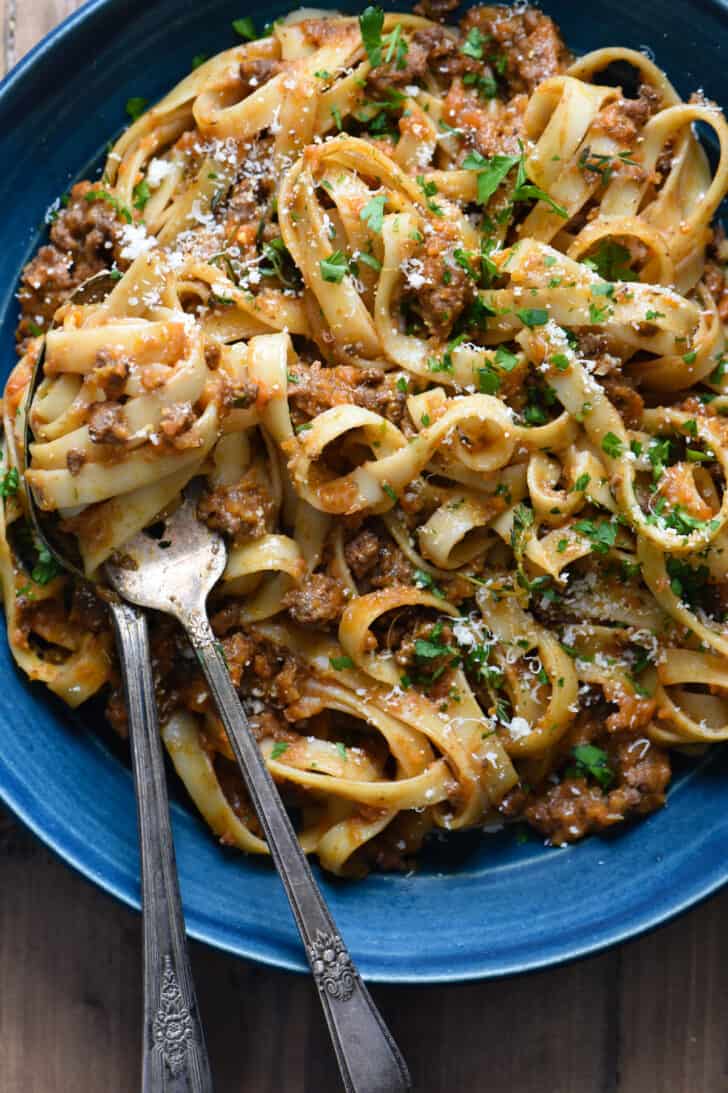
[105,489,411,1093]
[23,274,213,1093]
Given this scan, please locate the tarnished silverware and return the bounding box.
[106,489,411,1093]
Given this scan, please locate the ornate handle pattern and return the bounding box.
[110,601,213,1093]
[184,610,410,1093]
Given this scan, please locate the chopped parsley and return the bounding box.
[0,468,19,497]
[666,557,710,604]
[383,22,408,70]
[125,97,148,122]
[647,436,674,482]
[31,542,62,586]
[359,5,385,67]
[260,236,300,288]
[360,194,387,233]
[574,518,618,555]
[232,16,257,40]
[578,147,638,186]
[330,656,355,670]
[357,250,381,272]
[416,175,443,215]
[462,148,567,218]
[495,345,518,371]
[569,744,614,788]
[413,569,445,598]
[477,365,500,394]
[462,71,498,100]
[132,179,151,211]
[516,307,548,327]
[601,432,623,458]
[588,301,610,324]
[584,239,634,281]
[461,26,485,59]
[320,250,349,283]
[270,741,289,760]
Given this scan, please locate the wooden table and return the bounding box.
[1,3,727,1089]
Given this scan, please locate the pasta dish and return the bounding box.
[4,3,728,875]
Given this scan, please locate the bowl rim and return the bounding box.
[1,0,728,985]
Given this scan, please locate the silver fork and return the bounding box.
[105,491,411,1093]
[24,274,213,1092]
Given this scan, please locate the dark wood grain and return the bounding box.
[3,807,728,1092]
[2,4,728,1090]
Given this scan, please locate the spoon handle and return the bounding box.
[110,600,213,1093]
[186,613,410,1093]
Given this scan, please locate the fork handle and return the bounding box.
[185,612,410,1093]
[110,601,213,1093]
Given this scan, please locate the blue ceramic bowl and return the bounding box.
[1,0,728,983]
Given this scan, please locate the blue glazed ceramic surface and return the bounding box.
[1,0,728,983]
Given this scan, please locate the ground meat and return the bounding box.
[602,372,644,429]
[158,401,196,442]
[344,528,381,579]
[197,468,274,544]
[576,332,623,376]
[502,719,671,845]
[704,260,728,321]
[405,224,473,340]
[359,809,433,872]
[204,342,222,371]
[66,449,86,476]
[17,247,74,343]
[413,0,459,21]
[270,657,304,707]
[105,685,129,738]
[244,708,289,743]
[420,26,482,81]
[366,26,471,94]
[239,57,281,97]
[445,83,527,157]
[225,379,259,412]
[461,5,570,96]
[68,582,109,634]
[92,348,130,397]
[592,84,662,145]
[17,181,122,349]
[366,31,432,94]
[225,137,276,227]
[87,402,129,445]
[368,539,414,590]
[282,573,348,626]
[214,757,262,837]
[219,631,255,688]
[288,362,406,425]
[395,619,454,671]
[523,732,670,844]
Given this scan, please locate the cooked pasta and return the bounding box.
[5,4,728,874]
